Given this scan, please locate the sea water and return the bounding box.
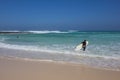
[0,31,120,70]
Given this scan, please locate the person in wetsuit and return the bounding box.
[81,40,87,51]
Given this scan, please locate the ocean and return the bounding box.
[0,30,120,70]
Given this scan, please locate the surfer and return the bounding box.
[75,40,88,51]
[81,40,87,51]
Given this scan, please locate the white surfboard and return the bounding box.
[75,41,89,51]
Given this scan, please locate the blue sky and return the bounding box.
[0,0,120,31]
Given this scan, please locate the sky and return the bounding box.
[0,0,120,31]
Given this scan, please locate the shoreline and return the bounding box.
[0,56,120,80]
[0,47,120,71]
[1,56,120,71]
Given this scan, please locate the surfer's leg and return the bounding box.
[83,47,86,51]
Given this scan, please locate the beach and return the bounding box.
[0,31,120,80]
[1,0,120,79]
[0,56,120,80]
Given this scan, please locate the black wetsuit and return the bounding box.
[82,41,86,51]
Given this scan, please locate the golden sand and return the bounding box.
[0,57,120,80]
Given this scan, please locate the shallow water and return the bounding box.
[0,31,120,70]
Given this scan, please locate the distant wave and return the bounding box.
[0,30,79,34]
[27,30,77,34]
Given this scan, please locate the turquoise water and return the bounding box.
[0,31,120,57]
[0,31,120,70]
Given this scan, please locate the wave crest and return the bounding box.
[27,30,69,34]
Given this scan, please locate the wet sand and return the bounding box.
[0,57,120,80]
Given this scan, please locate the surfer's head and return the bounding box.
[84,40,86,42]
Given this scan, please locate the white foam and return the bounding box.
[0,30,79,34]
[27,30,69,34]
[0,42,120,71]
[0,42,70,55]
[0,42,73,55]
[0,42,119,59]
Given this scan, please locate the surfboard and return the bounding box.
[75,41,89,51]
